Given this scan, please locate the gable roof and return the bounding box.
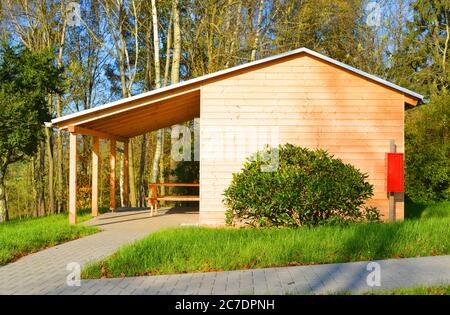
[51,47,423,128]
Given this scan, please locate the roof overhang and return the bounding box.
[50,47,423,139]
[53,86,200,140]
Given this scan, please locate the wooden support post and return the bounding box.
[92,137,100,217]
[389,140,396,222]
[123,140,129,207]
[110,139,116,211]
[150,184,157,216]
[69,132,77,224]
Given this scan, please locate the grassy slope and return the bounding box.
[82,201,450,278]
[0,210,99,265]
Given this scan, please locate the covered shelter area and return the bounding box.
[51,47,423,225]
[51,84,201,224]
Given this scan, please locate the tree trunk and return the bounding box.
[128,140,137,207]
[30,156,38,217]
[168,0,182,182]
[150,0,163,186]
[159,129,165,203]
[138,134,147,207]
[113,3,138,208]
[251,0,264,62]
[151,0,161,89]
[120,151,124,208]
[227,0,243,68]
[55,14,66,214]
[137,18,152,208]
[171,0,181,84]
[443,23,449,74]
[38,142,45,216]
[151,130,163,183]
[118,60,127,207]
[160,8,173,197]
[44,126,55,214]
[116,37,137,207]
[0,166,8,222]
[163,13,173,87]
[56,95,64,213]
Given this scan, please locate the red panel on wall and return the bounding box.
[386,153,404,193]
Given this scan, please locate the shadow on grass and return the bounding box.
[405,198,450,220]
[405,197,428,219]
[313,222,403,293]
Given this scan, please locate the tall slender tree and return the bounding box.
[0,45,62,222]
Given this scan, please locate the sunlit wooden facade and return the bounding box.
[51,48,422,225]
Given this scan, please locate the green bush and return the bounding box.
[405,92,450,202]
[223,144,380,227]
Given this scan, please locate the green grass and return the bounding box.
[405,199,450,219]
[366,285,450,295]
[0,209,99,265]
[327,284,450,295]
[82,204,450,278]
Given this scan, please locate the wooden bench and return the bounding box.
[147,183,199,216]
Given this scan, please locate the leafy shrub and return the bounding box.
[405,92,450,202]
[223,144,380,227]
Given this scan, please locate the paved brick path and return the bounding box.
[50,255,450,295]
[0,208,199,295]
[1,209,449,295]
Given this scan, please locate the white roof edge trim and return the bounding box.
[51,47,423,126]
[304,49,424,101]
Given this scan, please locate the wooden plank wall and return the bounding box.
[199,54,404,225]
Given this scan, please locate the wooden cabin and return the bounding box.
[50,48,423,225]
